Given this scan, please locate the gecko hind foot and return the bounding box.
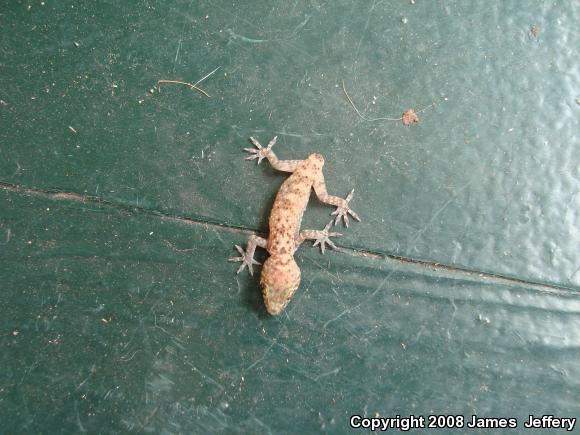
[244,136,277,164]
[312,221,342,254]
[331,189,361,227]
[229,244,261,276]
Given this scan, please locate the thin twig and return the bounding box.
[341,80,402,122]
[193,66,220,87]
[157,67,221,98]
[157,80,210,97]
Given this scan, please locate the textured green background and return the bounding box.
[1,1,579,433]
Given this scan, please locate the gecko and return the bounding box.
[229,136,360,315]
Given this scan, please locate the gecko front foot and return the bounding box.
[229,244,261,276]
[244,136,277,164]
[331,189,361,227]
[312,221,342,254]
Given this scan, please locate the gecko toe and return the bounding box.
[249,137,263,148]
[244,138,269,164]
[349,210,361,221]
[236,263,247,275]
[266,136,278,149]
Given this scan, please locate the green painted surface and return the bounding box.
[1,0,579,433]
[2,190,579,433]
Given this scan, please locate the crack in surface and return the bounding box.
[1,181,576,294]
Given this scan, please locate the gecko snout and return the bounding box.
[260,255,301,315]
[307,153,324,168]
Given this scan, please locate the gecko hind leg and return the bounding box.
[229,234,267,276]
[330,189,360,227]
[296,221,342,254]
[312,176,361,227]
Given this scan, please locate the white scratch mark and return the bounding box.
[246,340,275,370]
[304,256,343,282]
[173,0,195,71]
[273,130,332,138]
[407,179,474,250]
[354,0,377,60]
[153,312,171,335]
[324,268,398,328]
[291,14,312,35]
[211,2,315,59]
[414,325,427,343]
[569,264,580,282]
[19,361,38,385]
[185,361,225,391]
[314,367,340,381]
[291,367,340,382]
[76,364,96,390]
[212,227,224,243]
[447,297,458,341]
[75,401,87,433]
[226,28,268,44]
[120,349,141,362]
[174,39,182,66]
[251,414,274,435]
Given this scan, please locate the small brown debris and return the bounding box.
[529,24,540,41]
[402,109,418,126]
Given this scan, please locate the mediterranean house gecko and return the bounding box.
[230,136,360,315]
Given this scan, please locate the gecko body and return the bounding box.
[230,136,360,315]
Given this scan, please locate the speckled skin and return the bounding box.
[230,136,360,315]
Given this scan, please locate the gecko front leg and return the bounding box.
[296,221,342,254]
[244,136,302,172]
[229,234,267,276]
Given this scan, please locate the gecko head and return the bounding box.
[307,153,325,169]
[260,254,301,315]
